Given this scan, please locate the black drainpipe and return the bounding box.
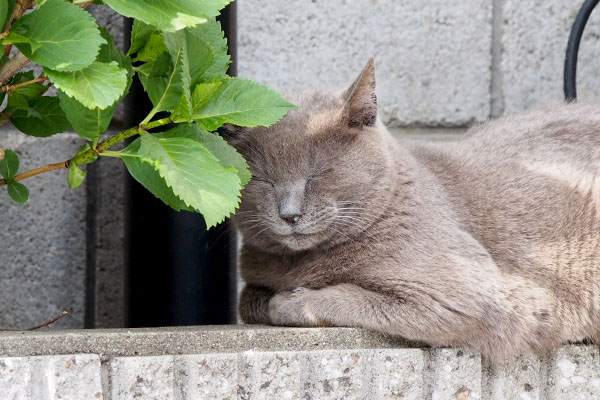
[124,2,238,328]
[564,0,599,101]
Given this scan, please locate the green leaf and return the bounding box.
[157,123,251,186]
[0,149,19,179]
[128,19,157,55]
[68,162,86,188]
[6,91,29,112]
[57,91,114,141]
[58,29,133,141]
[11,96,71,137]
[7,181,28,203]
[142,52,185,115]
[137,134,241,227]
[133,33,167,63]
[191,82,221,111]
[103,0,232,32]
[0,0,10,33]
[4,0,106,71]
[46,61,127,109]
[190,77,299,131]
[191,19,230,81]
[163,28,214,88]
[122,137,190,211]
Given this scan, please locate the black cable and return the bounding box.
[564,0,600,102]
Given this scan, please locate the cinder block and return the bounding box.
[501,0,600,114]
[0,356,30,400]
[176,353,238,400]
[546,345,600,399]
[426,348,482,400]
[238,0,492,127]
[304,350,364,399]
[484,354,543,400]
[0,354,102,400]
[366,348,426,399]
[110,356,175,400]
[0,131,86,330]
[238,350,309,399]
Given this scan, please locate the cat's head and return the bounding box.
[227,59,395,253]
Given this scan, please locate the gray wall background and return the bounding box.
[1,0,600,329]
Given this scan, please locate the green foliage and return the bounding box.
[68,162,86,188]
[5,0,105,71]
[45,61,127,109]
[7,181,28,203]
[0,149,19,180]
[0,0,298,228]
[12,96,71,137]
[191,77,298,130]
[103,0,232,32]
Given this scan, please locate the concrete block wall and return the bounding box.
[0,326,599,399]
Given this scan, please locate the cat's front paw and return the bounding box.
[268,287,323,327]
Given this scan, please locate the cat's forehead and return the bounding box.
[266,89,344,138]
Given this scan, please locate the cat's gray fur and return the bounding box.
[228,59,600,360]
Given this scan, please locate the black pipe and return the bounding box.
[124,2,238,328]
[564,0,600,101]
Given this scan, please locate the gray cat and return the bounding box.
[227,59,600,360]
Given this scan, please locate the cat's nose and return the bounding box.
[279,212,303,224]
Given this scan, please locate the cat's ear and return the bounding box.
[342,57,377,128]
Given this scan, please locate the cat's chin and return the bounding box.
[276,233,322,252]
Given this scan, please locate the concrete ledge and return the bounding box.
[0,326,598,399]
[0,325,414,357]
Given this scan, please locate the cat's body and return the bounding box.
[229,59,600,360]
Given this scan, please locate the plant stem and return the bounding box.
[0,117,174,187]
[0,161,68,186]
[1,76,48,92]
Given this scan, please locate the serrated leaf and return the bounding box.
[11,96,71,137]
[0,149,19,179]
[191,18,230,81]
[103,0,232,32]
[4,0,106,71]
[7,181,28,203]
[163,28,214,89]
[68,162,86,188]
[191,82,221,111]
[142,52,185,115]
[58,29,132,141]
[45,61,127,109]
[133,33,168,63]
[190,77,299,131]
[128,19,157,55]
[157,123,251,186]
[122,137,190,212]
[137,134,241,227]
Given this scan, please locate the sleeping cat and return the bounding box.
[227,58,600,360]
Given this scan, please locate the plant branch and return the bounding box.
[1,76,48,92]
[0,160,69,186]
[0,52,30,85]
[27,311,69,330]
[0,117,175,186]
